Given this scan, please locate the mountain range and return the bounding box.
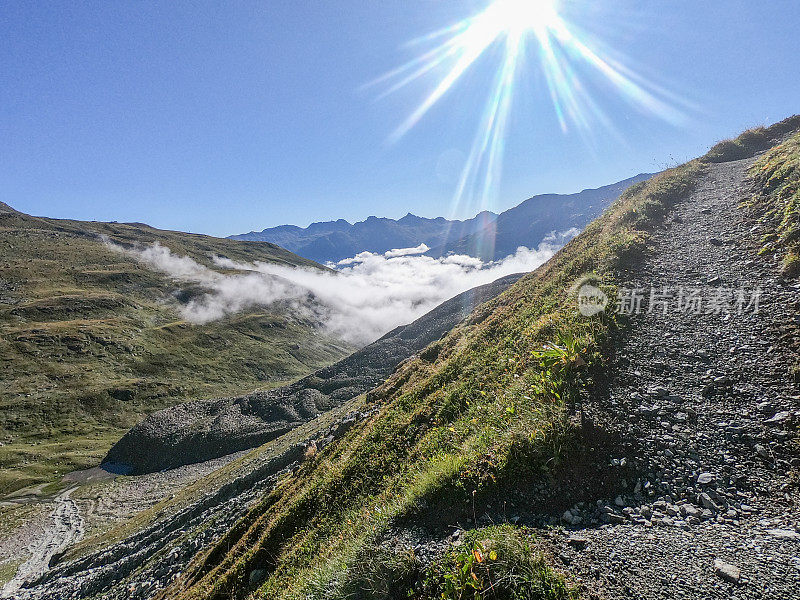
[231,173,653,263]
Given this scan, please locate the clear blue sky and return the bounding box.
[2,1,798,237]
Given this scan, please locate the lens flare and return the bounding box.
[372,0,688,220]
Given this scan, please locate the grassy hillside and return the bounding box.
[748,123,800,276]
[0,204,353,494]
[162,116,800,600]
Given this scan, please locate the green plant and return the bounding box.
[783,252,800,278]
[422,526,577,600]
[529,330,589,405]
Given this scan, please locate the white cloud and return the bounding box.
[381,243,430,258]
[106,229,579,346]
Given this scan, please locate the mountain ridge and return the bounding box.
[230,173,653,263]
[231,210,499,264]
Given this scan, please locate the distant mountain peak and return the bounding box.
[230,172,654,263]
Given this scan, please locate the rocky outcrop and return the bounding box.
[16,407,377,600]
[103,273,523,474]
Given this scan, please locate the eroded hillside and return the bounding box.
[5,116,800,600]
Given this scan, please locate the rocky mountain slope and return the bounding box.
[427,173,652,260]
[546,150,800,599]
[4,276,526,599]
[0,205,353,494]
[231,173,651,263]
[148,117,797,600]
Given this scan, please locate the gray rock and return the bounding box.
[765,411,790,425]
[756,401,774,414]
[700,493,719,511]
[680,504,701,518]
[249,568,266,587]
[566,535,589,549]
[766,528,800,540]
[713,559,741,584]
[697,472,715,485]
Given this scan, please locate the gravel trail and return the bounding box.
[550,157,800,599]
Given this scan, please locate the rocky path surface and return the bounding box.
[549,157,800,598]
[2,487,84,598]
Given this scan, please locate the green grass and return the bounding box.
[157,155,705,600]
[0,205,353,494]
[421,525,577,600]
[0,559,22,588]
[703,115,800,164]
[326,525,576,600]
[747,118,800,382]
[748,119,800,275]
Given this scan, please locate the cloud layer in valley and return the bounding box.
[106,229,578,345]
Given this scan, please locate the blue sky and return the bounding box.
[2,1,799,237]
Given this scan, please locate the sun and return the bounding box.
[487,0,560,39]
[371,0,686,216]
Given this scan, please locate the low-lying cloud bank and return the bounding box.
[106,229,578,345]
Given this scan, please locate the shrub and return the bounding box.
[704,115,800,164]
[338,547,419,600]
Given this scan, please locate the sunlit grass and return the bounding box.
[748,116,800,275]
